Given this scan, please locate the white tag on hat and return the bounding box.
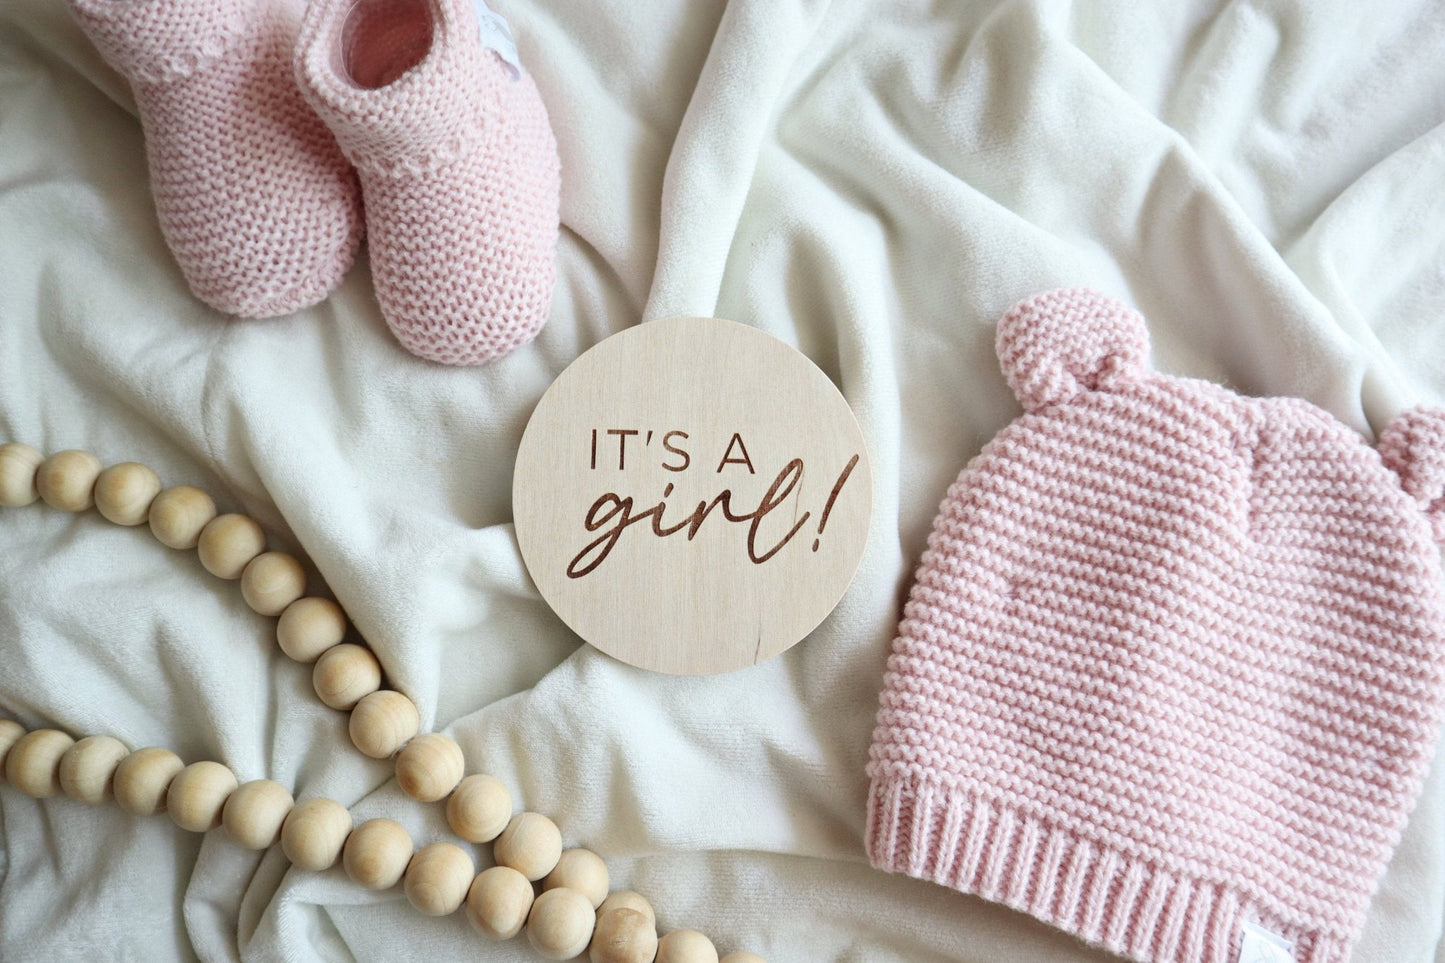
[1238,921,1295,963]
[471,0,522,79]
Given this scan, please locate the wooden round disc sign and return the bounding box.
[513,317,872,675]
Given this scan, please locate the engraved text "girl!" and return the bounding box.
[566,429,859,579]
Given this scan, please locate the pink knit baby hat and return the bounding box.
[867,289,1445,963]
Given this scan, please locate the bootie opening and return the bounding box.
[341,0,434,89]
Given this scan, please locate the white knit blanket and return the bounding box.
[1,1,1443,960]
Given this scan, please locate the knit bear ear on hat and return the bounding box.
[1379,406,1445,542]
[995,287,1152,410]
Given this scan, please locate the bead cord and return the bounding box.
[0,443,765,961]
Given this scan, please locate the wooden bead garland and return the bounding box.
[657,929,719,963]
[281,798,353,871]
[58,734,130,805]
[395,732,465,802]
[543,848,610,908]
[5,729,76,798]
[0,718,30,775]
[446,773,512,842]
[719,954,768,963]
[168,760,239,832]
[312,642,382,710]
[113,747,185,816]
[590,907,659,963]
[36,449,103,512]
[404,842,474,916]
[94,462,162,526]
[197,513,266,579]
[222,779,294,850]
[0,442,44,507]
[276,596,347,662]
[349,689,421,759]
[240,551,307,616]
[494,811,563,881]
[343,817,414,890]
[0,448,769,963]
[526,887,596,961]
[466,865,534,940]
[598,891,656,928]
[149,486,218,550]
[4,721,768,962]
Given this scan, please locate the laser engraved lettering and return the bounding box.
[605,428,639,469]
[564,455,859,578]
[716,433,755,474]
[662,431,690,472]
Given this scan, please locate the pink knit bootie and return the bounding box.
[66,0,364,318]
[295,0,561,366]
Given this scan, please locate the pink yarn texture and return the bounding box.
[65,0,363,318]
[867,289,1445,963]
[297,0,561,366]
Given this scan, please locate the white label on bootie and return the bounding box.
[1238,921,1295,963]
[472,0,522,79]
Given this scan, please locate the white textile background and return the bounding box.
[2,0,1444,960]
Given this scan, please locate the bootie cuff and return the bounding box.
[68,0,254,84]
[296,0,518,175]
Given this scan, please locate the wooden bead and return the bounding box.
[394,732,464,802]
[494,811,563,881]
[240,551,306,616]
[148,486,218,550]
[598,891,656,929]
[36,449,102,512]
[543,848,609,908]
[590,908,659,963]
[197,513,266,579]
[349,690,420,759]
[222,779,294,850]
[446,773,511,843]
[657,930,718,963]
[276,596,347,662]
[0,443,44,507]
[526,887,596,961]
[167,760,238,832]
[719,954,767,963]
[94,462,162,526]
[312,643,383,710]
[343,817,413,890]
[404,842,474,916]
[0,718,27,777]
[466,865,534,940]
[5,729,75,798]
[281,797,353,871]
[113,747,185,816]
[58,734,129,804]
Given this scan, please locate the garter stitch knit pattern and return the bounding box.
[296,0,561,366]
[866,289,1445,963]
[65,0,364,318]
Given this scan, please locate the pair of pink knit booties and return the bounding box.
[67,0,561,367]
